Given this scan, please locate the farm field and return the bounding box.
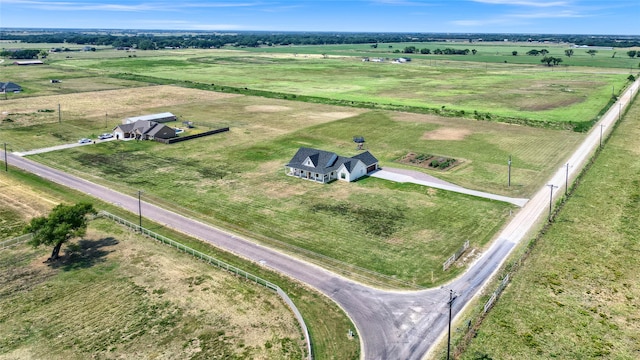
[0,83,584,286]
[245,41,640,69]
[1,43,625,287]
[53,49,632,124]
[0,169,360,360]
[459,87,640,358]
[0,219,307,359]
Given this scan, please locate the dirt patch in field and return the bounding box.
[389,111,466,125]
[515,96,584,111]
[422,127,471,141]
[245,105,292,112]
[307,111,361,121]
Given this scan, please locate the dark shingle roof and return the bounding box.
[286,147,378,174]
[352,151,378,166]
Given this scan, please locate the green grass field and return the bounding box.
[1,79,586,286]
[0,169,359,360]
[56,49,631,124]
[459,90,640,359]
[245,41,640,69]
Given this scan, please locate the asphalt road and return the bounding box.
[2,79,636,359]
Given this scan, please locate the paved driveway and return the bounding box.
[370,167,529,207]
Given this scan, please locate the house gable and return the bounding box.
[286,147,378,184]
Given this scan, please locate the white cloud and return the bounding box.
[0,0,265,12]
[511,10,584,18]
[470,0,570,7]
[370,0,435,6]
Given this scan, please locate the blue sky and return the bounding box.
[1,0,638,35]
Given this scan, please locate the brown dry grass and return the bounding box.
[0,176,58,221]
[245,105,292,112]
[422,127,472,141]
[1,85,240,126]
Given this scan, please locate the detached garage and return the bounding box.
[123,112,177,124]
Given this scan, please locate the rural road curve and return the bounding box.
[2,79,637,359]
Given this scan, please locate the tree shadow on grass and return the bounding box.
[49,237,119,272]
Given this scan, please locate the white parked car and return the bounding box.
[99,133,114,140]
[78,138,92,144]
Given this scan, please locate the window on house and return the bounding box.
[341,173,346,179]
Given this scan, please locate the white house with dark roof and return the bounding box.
[113,120,176,140]
[0,82,22,93]
[285,147,379,183]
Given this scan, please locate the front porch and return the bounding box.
[285,167,334,183]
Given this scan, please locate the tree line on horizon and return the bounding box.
[1,31,639,49]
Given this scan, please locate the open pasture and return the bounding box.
[0,219,306,359]
[60,49,631,124]
[0,62,150,97]
[4,85,584,286]
[247,41,640,69]
[460,82,640,360]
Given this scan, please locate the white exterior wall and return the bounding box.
[113,128,126,139]
[337,161,367,182]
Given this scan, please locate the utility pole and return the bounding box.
[138,190,143,230]
[599,124,604,149]
[447,289,457,360]
[565,163,570,196]
[507,155,512,187]
[547,184,558,221]
[619,103,622,121]
[3,143,7,172]
[58,103,61,123]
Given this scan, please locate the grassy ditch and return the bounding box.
[456,91,640,359]
[0,168,360,360]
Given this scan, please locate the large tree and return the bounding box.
[565,49,574,57]
[26,202,95,261]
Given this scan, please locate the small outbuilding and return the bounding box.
[13,60,44,66]
[0,82,22,93]
[123,112,177,124]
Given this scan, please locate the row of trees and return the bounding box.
[403,46,477,55]
[0,49,40,59]
[540,56,563,66]
[2,31,639,49]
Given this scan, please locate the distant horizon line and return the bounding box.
[1,27,638,38]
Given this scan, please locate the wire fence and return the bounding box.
[0,233,32,250]
[97,210,312,359]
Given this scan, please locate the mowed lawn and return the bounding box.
[460,94,640,358]
[6,85,583,287]
[0,220,306,359]
[55,49,631,124]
